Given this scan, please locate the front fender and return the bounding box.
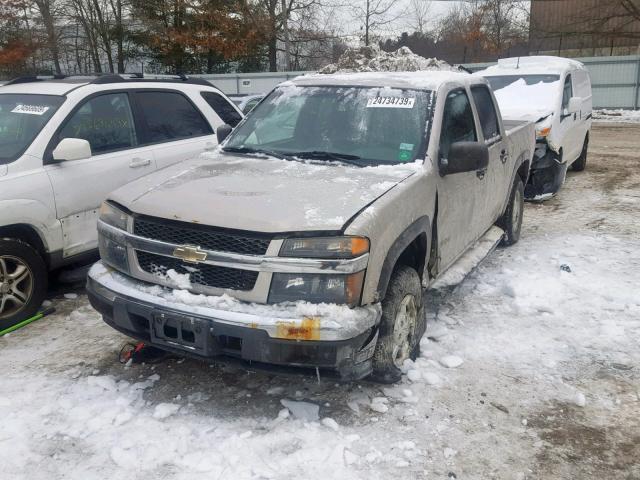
[0,199,62,253]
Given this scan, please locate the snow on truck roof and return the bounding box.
[479,56,586,76]
[289,70,481,92]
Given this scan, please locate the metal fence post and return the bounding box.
[635,56,640,110]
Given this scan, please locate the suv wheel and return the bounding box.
[370,266,425,383]
[572,135,589,172]
[0,239,48,331]
[498,176,524,246]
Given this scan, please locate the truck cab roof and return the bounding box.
[288,70,483,92]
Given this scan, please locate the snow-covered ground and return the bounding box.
[593,108,640,123]
[1,124,639,479]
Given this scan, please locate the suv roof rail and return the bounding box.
[90,74,213,87]
[3,73,214,88]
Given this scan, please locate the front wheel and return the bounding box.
[0,239,48,331]
[498,177,524,246]
[571,135,589,172]
[370,266,425,383]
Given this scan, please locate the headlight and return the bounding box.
[280,236,369,259]
[99,201,129,231]
[268,271,365,306]
[98,235,129,273]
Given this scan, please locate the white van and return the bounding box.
[476,56,592,200]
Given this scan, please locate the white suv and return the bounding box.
[0,74,243,328]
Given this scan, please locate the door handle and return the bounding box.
[500,149,508,164]
[129,158,151,168]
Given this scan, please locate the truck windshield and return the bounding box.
[0,94,64,164]
[486,74,560,92]
[223,85,433,166]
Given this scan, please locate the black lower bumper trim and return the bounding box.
[87,280,375,381]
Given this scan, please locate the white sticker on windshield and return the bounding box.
[367,97,415,108]
[11,104,50,116]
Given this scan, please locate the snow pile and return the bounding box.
[319,45,460,74]
[593,109,640,123]
[492,77,562,122]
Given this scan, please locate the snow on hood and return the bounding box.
[319,45,463,74]
[492,78,561,123]
[109,151,421,233]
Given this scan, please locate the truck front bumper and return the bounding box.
[87,262,381,380]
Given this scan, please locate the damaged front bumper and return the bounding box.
[87,262,382,380]
[525,141,567,200]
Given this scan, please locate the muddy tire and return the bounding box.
[0,239,48,331]
[370,266,425,383]
[498,177,524,247]
[572,135,589,172]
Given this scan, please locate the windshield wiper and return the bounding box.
[222,146,295,161]
[293,150,363,167]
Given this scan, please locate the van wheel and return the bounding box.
[572,135,589,172]
[498,177,524,246]
[370,266,424,383]
[0,239,48,331]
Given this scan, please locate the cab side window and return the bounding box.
[201,91,242,127]
[439,89,477,159]
[59,93,137,154]
[562,74,573,110]
[471,85,500,142]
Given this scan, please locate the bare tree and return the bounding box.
[409,0,431,34]
[32,0,63,73]
[352,0,402,46]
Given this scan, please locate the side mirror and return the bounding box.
[52,138,92,161]
[439,141,489,176]
[568,96,581,114]
[216,124,233,144]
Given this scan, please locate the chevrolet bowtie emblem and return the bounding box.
[173,245,208,263]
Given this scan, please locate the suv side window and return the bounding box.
[136,91,212,143]
[471,85,500,142]
[439,89,477,159]
[59,93,137,155]
[562,74,573,110]
[200,92,242,127]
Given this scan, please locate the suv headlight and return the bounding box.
[280,236,369,258]
[98,202,130,273]
[99,201,130,231]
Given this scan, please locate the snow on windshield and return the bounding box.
[491,78,562,122]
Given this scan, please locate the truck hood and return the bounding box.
[110,151,420,233]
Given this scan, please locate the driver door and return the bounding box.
[435,88,486,270]
[45,92,156,257]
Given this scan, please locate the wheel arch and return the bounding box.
[375,216,431,302]
[0,224,48,262]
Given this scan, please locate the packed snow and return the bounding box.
[491,77,562,122]
[1,124,639,479]
[319,45,462,74]
[593,108,640,123]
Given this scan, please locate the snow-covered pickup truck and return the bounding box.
[0,75,243,330]
[87,71,535,382]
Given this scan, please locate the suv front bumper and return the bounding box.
[87,262,381,380]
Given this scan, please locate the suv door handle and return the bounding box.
[500,149,508,164]
[129,158,151,168]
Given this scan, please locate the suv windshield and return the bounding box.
[0,94,64,164]
[224,85,433,166]
[486,74,560,92]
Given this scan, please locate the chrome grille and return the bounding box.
[136,251,259,291]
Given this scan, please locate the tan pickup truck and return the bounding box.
[88,71,535,382]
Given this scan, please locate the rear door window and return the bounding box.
[471,85,500,142]
[439,89,477,160]
[59,93,137,155]
[136,91,212,143]
[200,92,242,127]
